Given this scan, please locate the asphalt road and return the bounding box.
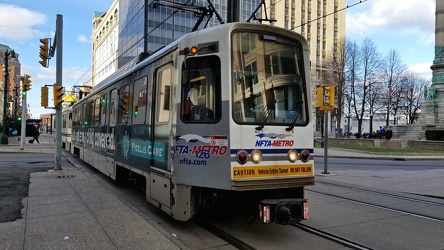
[0,153,52,222]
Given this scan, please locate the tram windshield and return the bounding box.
[231,31,309,127]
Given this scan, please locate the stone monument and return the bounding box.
[426,0,444,126]
[392,1,443,139]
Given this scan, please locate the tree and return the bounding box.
[381,49,407,126]
[351,38,381,136]
[324,37,347,137]
[401,71,426,124]
[345,40,360,136]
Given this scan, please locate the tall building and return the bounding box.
[269,0,345,84]
[267,0,346,133]
[117,0,261,67]
[91,0,119,87]
[1,44,21,127]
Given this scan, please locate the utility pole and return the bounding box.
[54,14,63,170]
[39,15,63,169]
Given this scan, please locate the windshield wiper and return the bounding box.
[286,111,301,131]
[255,102,275,130]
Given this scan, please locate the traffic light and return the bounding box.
[133,105,139,116]
[53,83,64,108]
[18,111,22,120]
[39,38,50,68]
[22,74,32,95]
[324,84,335,109]
[315,86,324,108]
[120,92,129,113]
[41,86,49,107]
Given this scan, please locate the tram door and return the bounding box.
[152,64,173,172]
[150,64,173,208]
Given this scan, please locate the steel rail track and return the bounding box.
[308,181,444,223]
[293,223,373,250]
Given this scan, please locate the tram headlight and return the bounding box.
[251,149,262,164]
[287,149,298,163]
[300,149,310,163]
[181,46,199,55]
[190,46,198,54]
[236,150,249,165]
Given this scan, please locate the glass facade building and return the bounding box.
[117,0,262,67]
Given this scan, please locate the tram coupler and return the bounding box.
[259,198,308,225]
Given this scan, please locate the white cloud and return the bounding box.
[0,4,47,40]
[20,64,91,88]
[347,0,434,37]
[77,35,90,43]
[409,62,432,81]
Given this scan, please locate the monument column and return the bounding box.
[430,0,444,125]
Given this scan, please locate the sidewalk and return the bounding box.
[0,135,185,250]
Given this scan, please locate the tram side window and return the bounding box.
[133,76,147,124]
[81,104,86,126]
[82,102,93,126]
[156,67,171,124]
[62,113,67,128]
[68,112,72,129]
[73,108,80,128]
[118,84,131,125]
[87,101,94,126]
[93,97,100,126]
[109,89,117,127]
[100,94,107,126]
[181,56,221,123]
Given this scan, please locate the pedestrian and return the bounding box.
[380,126,386,139]
[33,127,40,143]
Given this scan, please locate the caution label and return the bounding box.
[232,164,313,179]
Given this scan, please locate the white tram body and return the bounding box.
[63,22,315,224]
[61,106,72,151]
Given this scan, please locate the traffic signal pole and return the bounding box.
[20,89,26,150]
[54,14,63,170]
[315,84,335,174]
[323,110,329,174]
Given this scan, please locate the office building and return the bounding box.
[1,44,21,126]
[91,0,119,87]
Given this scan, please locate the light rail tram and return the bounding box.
[62,22,315,224]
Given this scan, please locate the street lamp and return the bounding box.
[1,49,15,144]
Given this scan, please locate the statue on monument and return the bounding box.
[423,85,428,99]
[428,85,436,101]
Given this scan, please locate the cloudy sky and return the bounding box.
[0,0,437,117]
[346,0,435,77]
